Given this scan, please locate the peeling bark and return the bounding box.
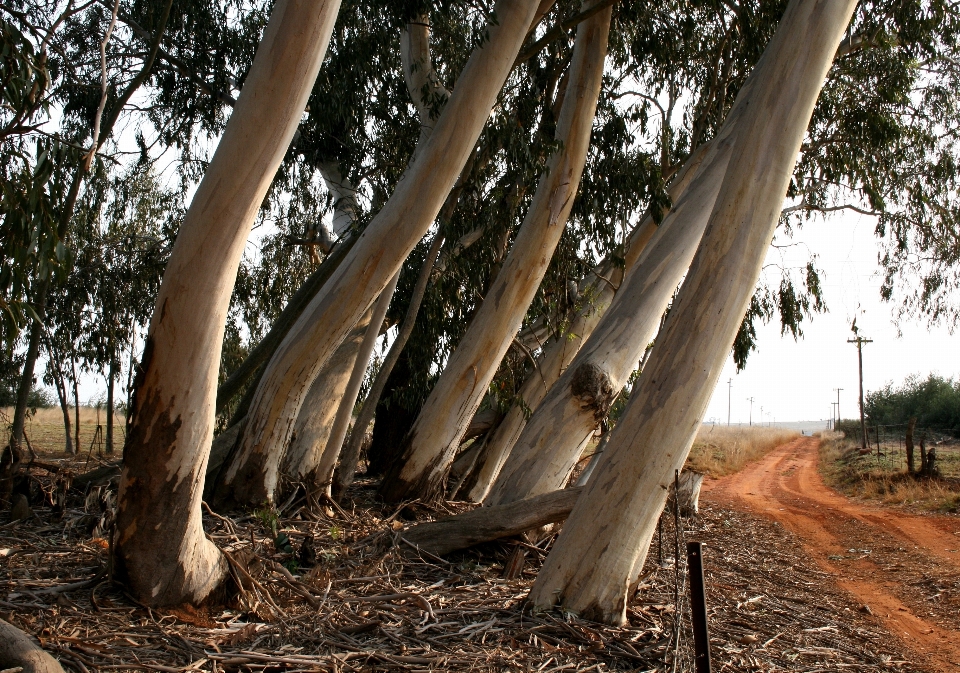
[528,0,857,623]
[115,0,341,606]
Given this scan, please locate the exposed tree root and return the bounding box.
[0,619,65,673]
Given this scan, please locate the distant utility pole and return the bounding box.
[727,378,732,427]
[831,402,838,430]
[848,336,873,451]
[833,388,843,428]
[747,397,755,426]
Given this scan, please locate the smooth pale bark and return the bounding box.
[0,618,65,673]
[278,311,372,484]
[335,235,445,495]
[224,0,543,507]
[311,271,398,495]
[401,17,451,145]
[485,115,740,506]
[528,0,856,624]
[214,234,357,414]
[402,487,582,556]
[379,1,612,503]
[460,139,713,502]
[115,0,340,607]
[274,161,371,492]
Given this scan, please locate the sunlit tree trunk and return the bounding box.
[486,128,736,506]
[334,235,444,496]
[221,0,544,506]
[379,0,612,503]
[528,0,856,623]
[114,0,341,607]
[310,271,398,496]
[279,311,372,485]
[459,144,711,502]
[273,162,368,491]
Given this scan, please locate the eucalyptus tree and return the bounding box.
[379,0,613,503]
[527,0,858,623]
[218,0,547,507]
[115,0,343,606]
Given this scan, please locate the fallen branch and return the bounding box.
[400,487,583,556]
[0,619,65,673]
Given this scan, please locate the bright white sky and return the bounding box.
[703,211,960,426]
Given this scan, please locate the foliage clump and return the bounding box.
[865,373,960,436]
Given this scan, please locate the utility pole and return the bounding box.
[727,378,732,427]
[747,397,754,426]
[831,402,838,430]
[833,388,843,429]
[848,336,873,451]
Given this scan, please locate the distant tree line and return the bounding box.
[865,374,960,437]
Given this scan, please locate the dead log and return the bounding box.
[401,487,582,556]
[0,619,65,673]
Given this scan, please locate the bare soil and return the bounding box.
[704,436,960,672]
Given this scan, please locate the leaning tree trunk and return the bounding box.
[308,272,398,497]
[459,141,712,502]
[335,235,444,495]
[255,161,368,493]
[527,0,856,624]
[485,118,738,506]
[378,0,612,504]
[221,0,544,507]
[114,0,341,607]
[277,311,373,486]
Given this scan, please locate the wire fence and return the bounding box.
[830,421,959,475]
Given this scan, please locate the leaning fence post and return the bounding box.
[687,541,712,673]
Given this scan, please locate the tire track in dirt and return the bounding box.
[703,436,960,672]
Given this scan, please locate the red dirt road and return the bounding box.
[703,436,960,672]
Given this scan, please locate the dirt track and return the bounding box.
[703,436,960,673]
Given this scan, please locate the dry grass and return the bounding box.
[685,425,799,477]
[819,432,960,513]
[1,405,125,456]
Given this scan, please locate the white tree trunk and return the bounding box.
[460,142,711,502]
[528,0,856,624]
[312,271,399,493]
[279,310,372,484]
[486,125,737,506]
[114,0,341,606]
[221,0,544,507]
[379,0,612,503]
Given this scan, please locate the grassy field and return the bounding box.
[1,406,126,457]
[820,431,960,513]
[685,424,799,477]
